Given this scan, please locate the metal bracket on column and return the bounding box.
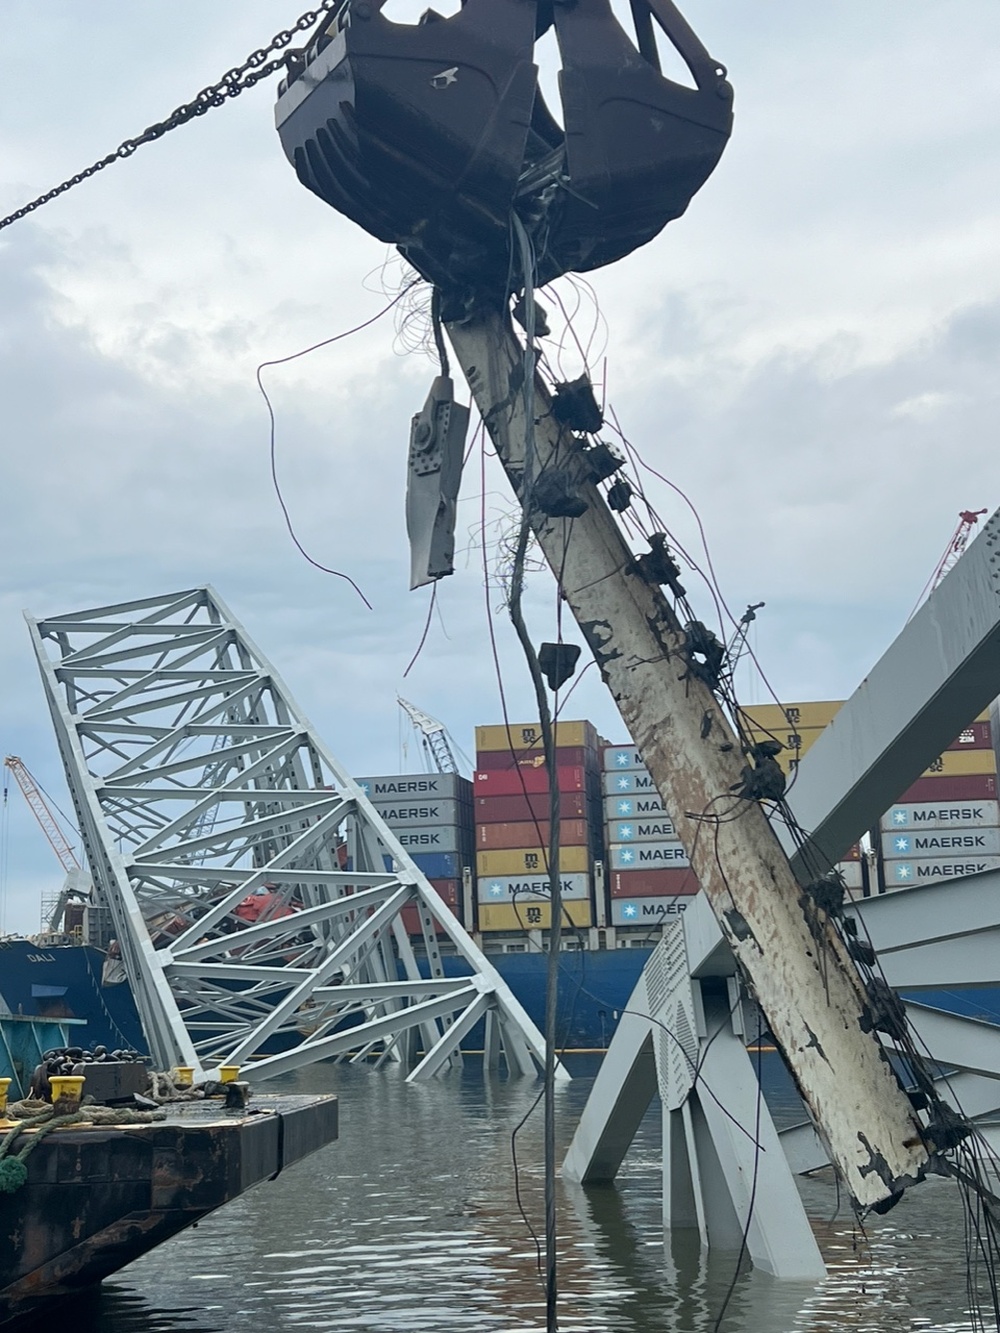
[406,375,470,589]
[563,925,826,1280]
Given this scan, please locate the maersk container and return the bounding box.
[476,818,592,850]
[608,815,678,844]
[898,775,998,803]
[356,773,473,802]
[407,851,466,879]
[392,826,472,854]
[603,770,659,796]
[837,861,863,891]
[475,745,593,772]
[475,791,589,823]
[610,867,697,897]
[880,799,1000,832]
[364,798,468,829]
[474,766,588,797]
[602,746,645,773]
[603,792,667,821]
[611,896,691,926]
[477,872,591,903]
[885,855,1000,887]
[881,827,1000,859]
[477,900,593,932]
[475,720,598,753]
[476,845,591,877]
[610,842,689,871]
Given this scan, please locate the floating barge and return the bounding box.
[0,1091,338,1328]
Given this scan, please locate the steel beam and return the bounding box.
[447,310,928,1209]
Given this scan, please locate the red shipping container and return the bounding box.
[610,868,699,897]
[474,745,593,772]
[474,791,588,823]
[947,721,993,751]
[898,774,998,803]
[401,880,461,936]
[476,818,592,850]
[473,766,587,796]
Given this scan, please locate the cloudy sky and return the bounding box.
[1,2,998,933]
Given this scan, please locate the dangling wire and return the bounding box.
[430,288,451,378]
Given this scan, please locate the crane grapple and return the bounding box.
[275,0,733,310]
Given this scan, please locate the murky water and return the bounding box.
[80,1058,990,1332]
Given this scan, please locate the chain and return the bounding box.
[0,0,340,234]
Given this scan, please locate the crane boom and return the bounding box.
[398,697,459,775]
[3,756,80,874]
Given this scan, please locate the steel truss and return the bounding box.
[29,587,549,1082]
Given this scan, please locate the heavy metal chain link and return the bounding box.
[0,0,340,234]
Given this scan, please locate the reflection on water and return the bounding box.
[79,1058,984,1333]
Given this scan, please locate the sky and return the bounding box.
[1,1,999,933]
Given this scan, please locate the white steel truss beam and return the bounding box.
[29,587,554,1083]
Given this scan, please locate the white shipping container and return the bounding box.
[610,842,690,871]
[608,816,678,844]
[881,799,1000,832]
[602,747,646,773]
[364,798,468,828]
[477,873,591,903]
[885,856,1000,887]
[356,773,471,801]
[604,793,667,821]
[881,827,1000,860]
[612,896,691,926]
[838,861,863,891]
[603,770,658,796]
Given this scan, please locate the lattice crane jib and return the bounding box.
[28,588,549,1083]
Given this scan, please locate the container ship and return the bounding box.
[4,701,1000,1070]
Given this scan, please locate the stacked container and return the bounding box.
[602,744,700,926]
[878,711,1000,891]
[354,772,475,933]
[473,720,603,932]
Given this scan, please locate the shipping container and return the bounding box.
[407,850,467,879]
[365,798,469,829]
[476,818,593,850]
[837,862,863,891]
[611,897,691,926]
[610,842,690,871]
[474,745,593,772]
[477,872,591,903]
[948,722,993,750]
[741,700,844,730]
[389,826,472,854]
[602,746,645,773]
[400,880,462,936]
[881,827,1000,859]
[841,843,861,862]
[744,724,826,758]
[609,867,698,897]
[603,770,660,796]
[919,748,998,778]
[608,815,678,843]
[478,900,593,932]
[475,791,589,823]
[897,774,998,803]
[476,845,591,877]
[475,720,598,753]
[356,773,472,802]
[475,766,589,797]
[880,799,1000,832]
[604,792,667,821]
[884,856,1000,886]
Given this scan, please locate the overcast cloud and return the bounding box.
[1,2,999,932]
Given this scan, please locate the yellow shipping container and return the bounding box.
[475,719,597,753]
[922,748,997,778]
[478,900,593,932]
[742,701,843,731]
[476,845,592,877]
[745,724,826,756]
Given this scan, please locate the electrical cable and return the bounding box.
[256,283,418,608]
[402,585,437,680]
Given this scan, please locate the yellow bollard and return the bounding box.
[173,1066,194,1088]
[48,1075,85,1109]
[218,1066,240,1084]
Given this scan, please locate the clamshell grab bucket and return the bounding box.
[275,0,733,303]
